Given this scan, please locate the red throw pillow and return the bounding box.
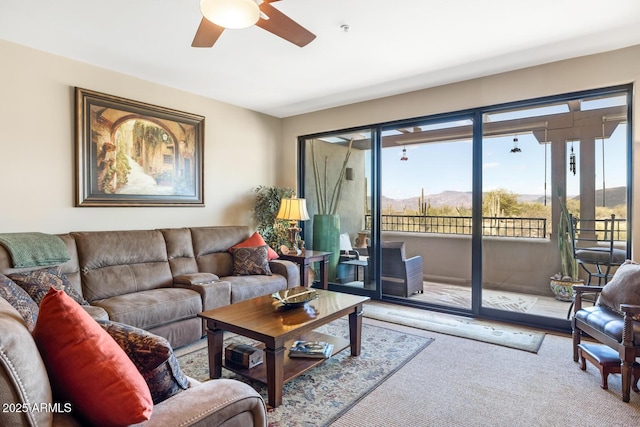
[33,288,153,426]
[229,232,279,260]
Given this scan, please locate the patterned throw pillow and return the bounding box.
[9,266,88,306]
[233,245,272,276]
[229,232,279,260]
[0,273,38,331]
[99,320,190,404]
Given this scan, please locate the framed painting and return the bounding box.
[75,87,205,206]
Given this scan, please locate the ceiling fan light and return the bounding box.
[200,0,260,29]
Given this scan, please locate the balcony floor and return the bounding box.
[405,281,572,319]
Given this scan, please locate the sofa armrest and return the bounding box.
[174,274,231,311]
[269,259,300,288]
[135,378,266,427]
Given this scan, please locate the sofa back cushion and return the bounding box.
[190,226,251,277]
[0,297,54,427]
[161,227,199,277]
[72,230,173,301]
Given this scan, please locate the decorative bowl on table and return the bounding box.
[272,287,318,307]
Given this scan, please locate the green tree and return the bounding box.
[483,189,522,217]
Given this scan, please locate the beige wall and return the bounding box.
[0,40,282,233]
[2,35,638,264]
[282,45,640,258]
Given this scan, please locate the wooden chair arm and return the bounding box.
[620,304,640,316]
[573,285,604,294]
[620,305,640,346]
[573,285,604,312]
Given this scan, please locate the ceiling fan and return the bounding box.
[192,0,316,48]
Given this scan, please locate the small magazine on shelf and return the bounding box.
[289,340,333,359]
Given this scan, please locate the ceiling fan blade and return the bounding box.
[191,18,225,48]
[256,2,316,47]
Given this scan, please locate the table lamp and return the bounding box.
[276,197,310,255]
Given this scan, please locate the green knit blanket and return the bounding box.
[0,232,70,268]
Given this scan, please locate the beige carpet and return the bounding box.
[177,320,431,426]
[363,301,545,353]
[331,316,640,427]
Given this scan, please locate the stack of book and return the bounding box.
[225,343,263,368]
[289,340,333,359]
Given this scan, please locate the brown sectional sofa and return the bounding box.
[0,297,268,427]
[0,225,298,426]
[0,225,299,349]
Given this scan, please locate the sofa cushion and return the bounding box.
[190,226,250,276]
[233,246,272,276]
[0,297,54,427]
[598,260,640,320]
[33,288,153,426]
[229,231,279,260]
[72,230,174,301]
[0,273,38,331]
[99,320,189,404]
[8,266,88,306]
[92,287,203,331]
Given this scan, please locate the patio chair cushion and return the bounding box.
[576,247,627,264]
[598,260,640,320]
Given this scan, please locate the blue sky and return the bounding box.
[378,123,627,200]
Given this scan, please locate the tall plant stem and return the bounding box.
[311,138,353,215]
[328,138,353,214]
[311,142,325,214]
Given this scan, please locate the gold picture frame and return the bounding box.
[75,87,204,206]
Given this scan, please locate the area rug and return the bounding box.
[178,319,432,427]
[363,301,545,353]
[412,283,539,313]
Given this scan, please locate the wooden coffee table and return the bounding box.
[198,288,370,408]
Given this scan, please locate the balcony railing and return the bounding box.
[365,215,548,238]
[365,214,628,240]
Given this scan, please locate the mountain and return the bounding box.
[381,191,472,212]
[379,187,627,213]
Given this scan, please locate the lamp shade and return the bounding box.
[200,0,260,29]
[276,198,311,221]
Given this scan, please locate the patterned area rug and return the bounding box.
[363,301,545,353]
[178,320,432,427]
[412,283,539,313]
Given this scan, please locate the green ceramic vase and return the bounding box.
[312,214,340,282]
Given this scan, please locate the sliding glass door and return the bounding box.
[300,129,378,297]
[298,85,631,331]
[378,117,474,306]
[480,90,630,326]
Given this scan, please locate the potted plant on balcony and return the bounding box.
[311,138,353,280]
[550,198,583,301]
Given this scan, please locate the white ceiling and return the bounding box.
[1,0,640,118]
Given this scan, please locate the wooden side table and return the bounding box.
[278,250,332,289]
